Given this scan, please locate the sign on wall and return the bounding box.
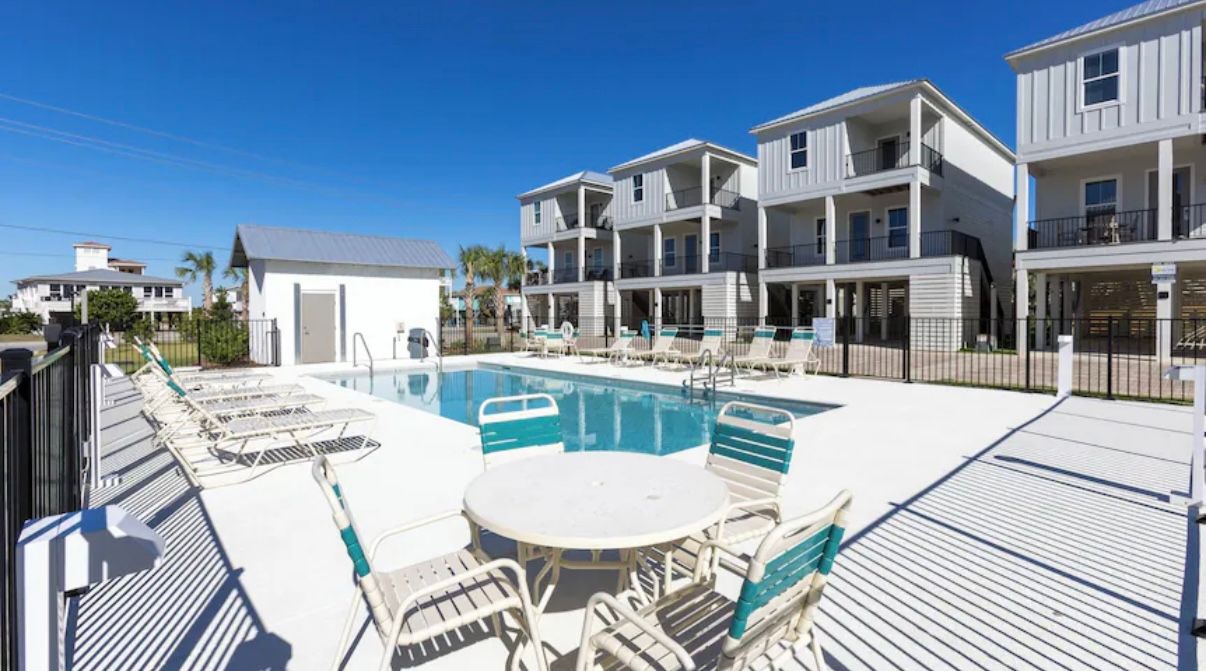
[1151,263,1177,284]
[813,317,836,348]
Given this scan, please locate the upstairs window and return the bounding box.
[1082,49,1119,106]
[154,286,165,298]
[887,208,909,249]
[143,287,153,298]
[633,174,644,203]
[815,218,826,255]
[789,132,808,169]
[663,237,676,267]
[709,231,720,262]
[533,201,542,226]
[1084,178,1117,224]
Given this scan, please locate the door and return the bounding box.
[589,202,602,227]
[849,212,870,261]
[1148,167,1191,238]
[878,137,900,171]
[685,234,699,273]
[300,293,336,363]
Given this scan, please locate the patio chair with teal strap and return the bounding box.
[576,490,852,671]
[311,457,548,671]
[731,326,776,373]
[763,327,821,378]
[478,393,564,469]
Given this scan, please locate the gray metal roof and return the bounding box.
[15,267,182,286]
[1007,0,1206,58]
[751,81,921,132]
[516,170,613,200]
[229,224,455,270]
[609,139,756,173]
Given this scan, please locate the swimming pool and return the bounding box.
[313,364,830,455]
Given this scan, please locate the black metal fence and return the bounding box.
[1,323,101,671]
[106,319,280,374]
[444,315,1200,404]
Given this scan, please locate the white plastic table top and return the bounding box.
[463,452,730,551]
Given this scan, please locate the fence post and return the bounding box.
[58,330,80,512]
[196,319,204,368]
[903,315,911,383]
[1106,315,1114,401]
[841,315,850,378]
[1,349,34,522]
[271,318,280,366]
[1024,318,1031,392]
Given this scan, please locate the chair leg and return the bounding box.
[810,629,826,671]
[331,589,364,671]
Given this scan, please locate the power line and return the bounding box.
[0,250,179,262]
[0,222,231,251]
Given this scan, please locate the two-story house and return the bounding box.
[517,171,614,334]
[752,80,1015,348]
[608,139,760,333]
[11,241,190,325]
[1009,0,1206,363]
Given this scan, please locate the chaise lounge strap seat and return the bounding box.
[221,407,372,437]
[199,393,324,418]
[188,383,305,402]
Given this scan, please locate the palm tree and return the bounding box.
[504,252,528,291]
[175,250,216,310]
[457,244,489,347]
[223,266,250,320]
[476,246,516,343]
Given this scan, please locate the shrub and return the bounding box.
[127,317,156,343]
[0,311,42,335]
[200,321,249,366]
[74,288,139,329]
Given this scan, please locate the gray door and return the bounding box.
[300,293,336,363]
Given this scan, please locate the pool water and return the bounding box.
[315,364,829,456]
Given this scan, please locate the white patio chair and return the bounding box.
[731,326,776,373]
[762,328,821,378]
[576,490,853,671]
[312,457,549,671]
[478,393,564,469]
[578,330,635,362]
[662,327,724,368]
[146,340,269,385]
[630,327,680,365]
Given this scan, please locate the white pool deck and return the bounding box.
[68,353,1203,670]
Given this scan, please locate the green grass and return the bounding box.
[109,343,198,373]
[0,333,42,342]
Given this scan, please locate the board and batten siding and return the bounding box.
[1014,10,1203,160]
[611,166,667,226]
[757,119,847,200]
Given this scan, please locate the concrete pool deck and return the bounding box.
[70,353,1201,670]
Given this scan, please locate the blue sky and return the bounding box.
[0,1,1126,299]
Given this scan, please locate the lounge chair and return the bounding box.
[731,326,776,372]
[630,327,680,365]
[311,457,548,671]
[523,329,547,355]
[478,393,564,469]
[761,327,821,378]
[146,340,269,384]
[576,490,853,671]
[151,384,325,443]
[578,330,635,362]
[661,327,725,368]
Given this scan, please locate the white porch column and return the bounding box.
[519,248,530,328]
[790,284,799,326]
[547,294,555,326]
[1034,272,1048,350]
[652,288,663,331]
[909,94,922,167]
[909,179,922,259]
[824,196,836,265]
[1015,269,1029,359]
[825,278,836,319]
[653,224,663,277]
[854,281,865,342]
[613,285,623,336]
[613,232,622,283]
[880,282,890,340]
[577,185,586,229]
[1015,163,1030,252]
[757,206,767,270]
[577,235,586,282]
[1158,138,1174,241]
[546,242,555,285]
[701,154,712,275]
[1060,277,1073,335]
[1156,271,1177,364]
[758,281,768,324]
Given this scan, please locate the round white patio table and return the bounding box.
[462,451,730,613]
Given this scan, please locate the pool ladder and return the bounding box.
[353,332,374,376]
[684,348,735,398]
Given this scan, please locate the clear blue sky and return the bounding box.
[0,0,1124,299]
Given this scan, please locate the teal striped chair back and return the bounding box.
[478,393,563,468]
[707,401,796,504]
[785,327,816,357]
[311,457,394,635]
[722,490,853,663]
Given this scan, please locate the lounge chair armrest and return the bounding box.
[692,540,748,583]
[577,592,696,671]
[368,509,465,561]
[714,497,781,542]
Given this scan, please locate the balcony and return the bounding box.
[138,297,190,311]
[845,142,943,179]
[617,253,757,279]
[555,213,614,232]
[619,260,656,279]
[765,243,827,269]
[664,186,742,211]
[1026,209,1158,250]
[764,230,986,271]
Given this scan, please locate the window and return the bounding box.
[143,287,153,298]
[563,251,573,269]
[815,218,826,255]
[1082,49,1119,106]
[153,286,164,298]
[49,284,60,293]
[163,287,173,298]
[887,208,908,248]
[789,132,808,169]
[663,237,676,267]
[709,232,720,262]
[533,201,542,226]
[122,286,132,294]
[633,174,644,203]
[1084,178,1118,224]
[591,247,603,269]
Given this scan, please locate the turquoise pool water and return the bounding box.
[314,364,829,455]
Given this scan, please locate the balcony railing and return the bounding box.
[845,142,943,178]
[665,186,742,211]
[835,235,911,263]
[766,230,983,269]
[619,260,656,279]
[555,213,613,232]
[524,270,547,286]
[544,266,614,284]
[764,243,827,269]
[552,266,579,283]
[1177,203,1206,239]
[661,254,701,276]
[554,215,578,231]
[709,252,758,272]
[1027,209,1158,250]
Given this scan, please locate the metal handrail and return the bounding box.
[353,332,373,376]
[717,348,735,388]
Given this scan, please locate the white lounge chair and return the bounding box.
[145,340,269,385]
[731,326,776,372]
[576,490,853,671]
[630,327,680,365]
[523,329,548,355]
[312,457,549,671]
[578,330,635,362]
[761,327,822,378]
[478,393,564,469]
[151,385,325,444]
[662,327,725,368]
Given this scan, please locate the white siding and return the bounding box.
[757,118,847,200]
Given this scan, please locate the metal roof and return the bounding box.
[608,139,756,173]
[751,81,921,132]
[1007,0,1206,59]
[229,224,455,270]
[15,267,181,286]
[516,170,613,200]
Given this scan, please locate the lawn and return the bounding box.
[0,333,42,342]
[109,342,198,373]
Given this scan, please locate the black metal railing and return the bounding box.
[555,215,578,231]
[661,254,702,276]
[619,260,656,279]
[846,142,944,178]
[1027,209,1158,249]
[2,324,101,670]
[708,252,758,272]
[106,319,280,374]
[835,235,911,263]
[583,266,614,282]
[710,188,741,209]
[765,243,827,269]
[591,214,614,230]
[921,143,943,176]
[552,266,580,283]
[665,186,743,211]
[1177,203,1206,239]
[525,270,547,286]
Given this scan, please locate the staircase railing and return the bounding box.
[353,332,373,376]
